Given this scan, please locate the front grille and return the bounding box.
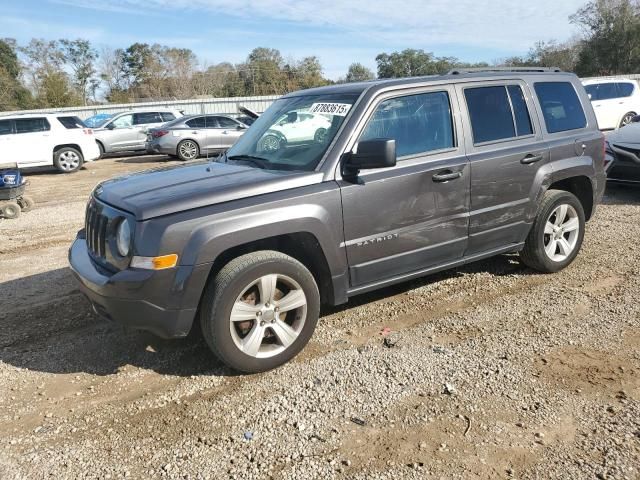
[85,199,108,260]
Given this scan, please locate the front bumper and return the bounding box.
[68,235,209,338]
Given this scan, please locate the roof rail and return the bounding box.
[447,67,562,75]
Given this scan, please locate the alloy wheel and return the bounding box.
[229,274,307,358]
[543,204,580,262]
[179,141,198,160]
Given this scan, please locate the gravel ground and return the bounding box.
[0,156,639,479]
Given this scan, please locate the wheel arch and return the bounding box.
[548,175,594,220]
[201,232,336,308]
[53,143,83,158]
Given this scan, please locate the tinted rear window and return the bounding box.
[14,118,50,133]
[161,112,176,122]
[617,82,635,97]
[57,116,85,129]
[185,117,205,128]
[0,119,13,135]
[534,82,587,133]
[465,86,515,143]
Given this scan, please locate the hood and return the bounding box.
[94,161,322,220]
[239,106,260,119]
[606,123,640,146]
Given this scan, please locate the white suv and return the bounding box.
[582,78,640,130]
[0,114,100,173]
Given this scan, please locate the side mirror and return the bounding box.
[106,123,116,130]
[632,115,640,123]
[343,139,396,177]
[237,124,247,130]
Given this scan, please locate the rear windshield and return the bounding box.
[57,116,86,129]
[534,82,587,133]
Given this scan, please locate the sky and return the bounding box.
[0,0,588,79]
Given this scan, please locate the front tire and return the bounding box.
[177,140,200,161]
[200,251,320,373]
[1,202,21,219]
[54,147,84,173]
[520,189,585,273]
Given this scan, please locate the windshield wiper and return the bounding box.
[227,154,270,169]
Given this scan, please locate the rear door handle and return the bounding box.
[521,154,543,165]
[432,170,463,182]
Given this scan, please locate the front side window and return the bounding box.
[133,112,163,125]
[14,118,50,134]
[111,114,133,129]
[617,82,635,98]
[0,119,13,135]
[534,82,587,133]
[216,117,238,128]
[225,92,359,171]
[359,91,455,158]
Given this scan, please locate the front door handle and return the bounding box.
[521,154,543,165]
[432,170,463,182]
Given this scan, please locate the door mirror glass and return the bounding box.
[345,139,396,175]
[237,124,247,130]
[631,115,640,123]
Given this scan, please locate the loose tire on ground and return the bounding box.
[1,202,21,219]
[200,250,320,373]
[18,196,35,212]
[53,147,84,173]
[520,189,585,273]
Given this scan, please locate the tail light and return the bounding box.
[83,128,93,135]
[152,130,169,138]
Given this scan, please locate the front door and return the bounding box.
[339,87,470,289]
[105,114,136,151]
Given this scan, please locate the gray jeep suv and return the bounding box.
[69,68,606,373]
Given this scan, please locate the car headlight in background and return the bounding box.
[116,218,132,257]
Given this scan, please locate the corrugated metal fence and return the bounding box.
[0,95,281,120]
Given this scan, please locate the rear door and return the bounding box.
[339,86,470,288]
[0,119,15,160]
[456,81,549,255]
[589,83,620,130]
[12,117,52,164]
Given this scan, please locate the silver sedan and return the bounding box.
[146,115,248,161]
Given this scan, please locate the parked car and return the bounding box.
[69,68,605,373]
[93,109,182,155]
[146,114,248,161]
[605,123,640,184]
[582,78,640,130]
[258,111,332,152]
[83,113,113,128]
[0,113,100,173]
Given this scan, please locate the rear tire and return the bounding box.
[200,251,320,373]
[520,189,585,273]
[54,147,84,173]
[1,202,21,219]
[177,140,199,161]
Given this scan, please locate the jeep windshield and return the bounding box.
[225,93,359,171]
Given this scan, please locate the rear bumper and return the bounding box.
[68,234,209,338]
[146,140,175,155]
[83,140,101,162]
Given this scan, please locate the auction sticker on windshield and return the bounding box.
[309,103,352,116]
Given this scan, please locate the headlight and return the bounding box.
[116,218,132,257]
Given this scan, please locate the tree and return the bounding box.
[376,49,464,78]
[346,63,375,82]
[0,38,32,110]
[99,47,130,102]
[59,39,97,105]
[571,0,640,75]
[292,56,327,89]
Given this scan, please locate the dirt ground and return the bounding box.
[0,156,639,479]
